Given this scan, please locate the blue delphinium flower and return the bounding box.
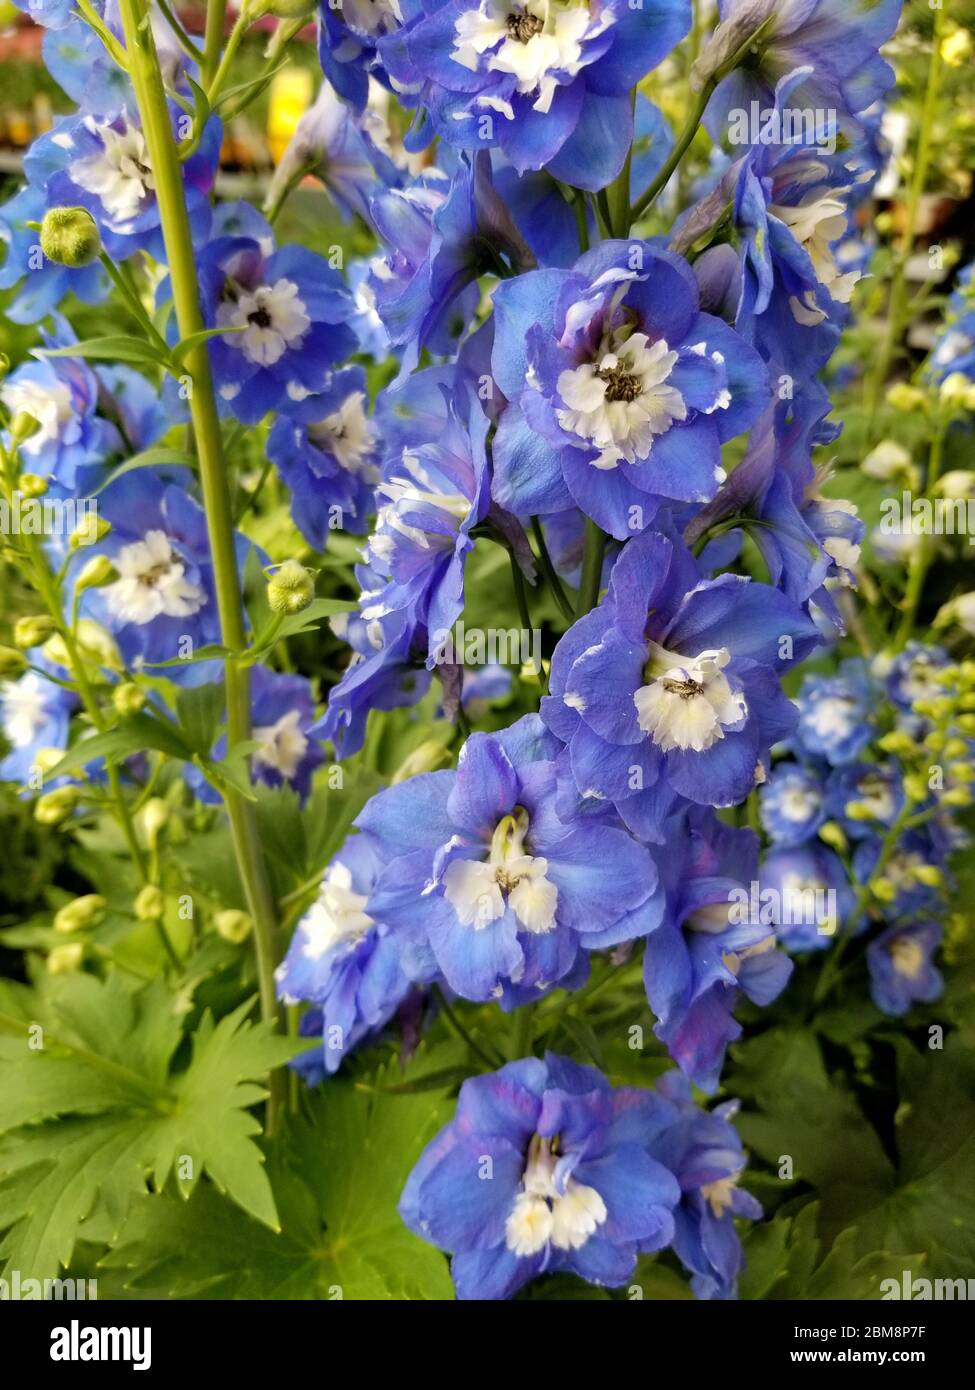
[652,1070,762,1300]
[490,240,768,538]
[0,659,77,785]
[542,528,819,837]
[266,366,379,549]
[316,364,490,754]
[78,470,251,687]
[367,152,534,372]
[360,715,663,1004]
[318,0,417,112]
[882,640,953,711]
[759,762,826,847]
[0,338,113,490]
[852,824,953,920]
[867,922,942,1017]
[643,804,793,1090]
[29,107,220,262]
[383,0,691,191]
[825,761,904,840]
[195,234,356,424]
[928,263,975,384]
[758,843,854,953]
[793,659,875,765]
[185,665,326,805]
[276,832,421,1077]
[696,0,901,134]
[399,1052,682,1299]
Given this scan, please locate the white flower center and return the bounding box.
[452,1,602,115]
[366,450,471,565]
[805,694,858,742]
[71,122,155,226]
[1,380,75,456]
[771,189,860,323]
[700,1174,740,1219]
[307,391,378,476]
[442,806,558,934]
[103,529,206,625]
[1,673,48,746]
[556,333,687,469]
[889,935,925,980]
[219,279,311,367]
[634,642,746,753]
[299,862,374,960]
[252,709,309,780]
[504,1134,607,1257]
[779,784,821,822]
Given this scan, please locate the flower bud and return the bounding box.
[957,714,975,736]
[937,471,975,501]
[214,908,253,943]
[267,559,315,615]
[392,738,452,784]
[886,382,927,413]
[844,800,876,823]
[862,440,912,481]
[939,372,975,409]
[872,878,898,904]
[818,820,848,854]
[0,644,27,677]
[48,942,84,975]
[75,554,117,592]
[913,864,944,889]
[942,26,974,67]
[9,412,41,446]
[953,762,975,783]
[141,797,170,849]
[134,884,165,921]
[35,786,80,825]
[69,513,111,549]
[113,682,147,717]
[943,786,973,808]
[877,729,917,758]
[40,206,102,268]
[54,893,107,934]
[943,737,968,760]
[904,773,930,803]
[19,472,48,498]
[250,0,317,16]
[14,614,56,649]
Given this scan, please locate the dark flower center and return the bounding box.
[662,677,703,700]
[596,363,642,403]
[506,11,543,42]
[248,306,273,328]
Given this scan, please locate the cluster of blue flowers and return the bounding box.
[7,0,967,1302]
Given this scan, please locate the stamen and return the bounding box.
[506,11,543,42]
[596,363,642,403]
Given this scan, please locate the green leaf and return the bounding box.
[176,683,225,756]
[40,336,171,369]
[0,976,303,1280]
[47,712,192,778]
[170,324,245,370]
[92,447,197,497]
[106,1070,455,1299]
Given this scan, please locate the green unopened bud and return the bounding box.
[953,762,975,783]
[904,773,930,803]
[213,908,253,943]
[112,682,147,717]
[914,864,944,889]
[141,797,170,850]
[134,884,165,921]
[19,472,48,498]
[48,942,84,975]
[872,877,898,904]
[69,513,110,549]
[818,821,848,854]
[944,737,968,759]
[924,730,945,753]
[9,412,41,446]
[267,559,315,615]
[35,786,80,825]
[249,0,317,16]
[877,729,917,758]
[913,695,953,721]
[957,715,975,736]
[40,206,102,268]
[844,800,876,823]
[75,554,117,592]
[0,644,27,677]
[32,746,67,779]
[14,614,56,649]
[392,738,452,784]
[886,382,928,413]
[54,893,107,934]
[943,786,974,808]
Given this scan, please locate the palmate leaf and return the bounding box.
[104,1069,456,1300]
[0,974,302,1281]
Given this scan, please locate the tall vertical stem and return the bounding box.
[118,0,284,1127]
[202,0,229,89]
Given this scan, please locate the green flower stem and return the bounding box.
[202,0,229,89]
[530,516,574,624]
[507,1004,535,1062]
[865,8,945,435]
[576,517,608,618]
[119,0,285,1128]
[894,408,947,650]
[76,0,129,70]
[205,7,253,106]
[155,0,205,64]
[97,254,172,359]
[630,77,715,223]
